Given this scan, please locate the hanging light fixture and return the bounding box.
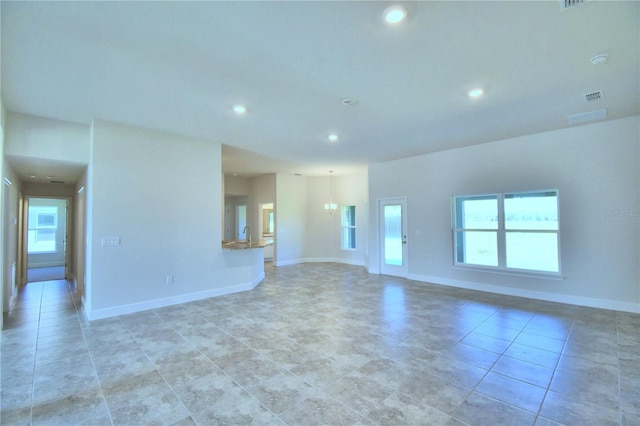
[324,170,337,214]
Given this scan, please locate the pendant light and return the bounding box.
[324,170,337,214]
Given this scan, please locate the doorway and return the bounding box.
[259,203,274,237]
[259,202,275,262]
[379,197,408,277]
[236,204,247,240]
[25,197,69,283]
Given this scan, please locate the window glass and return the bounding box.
[455,195,498,230]
[505,192,558,230]
[341,205,356,250]
[454,195,498,267]
[506,232,559,272]
[454,231,498,266]
[28,206,58,254]
[453,190,560,274]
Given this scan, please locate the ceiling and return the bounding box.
[2,1,638,181]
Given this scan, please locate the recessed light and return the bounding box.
[233,104,247,115]
[383,5,408,24]
[328,133,339,142]
[341,98,357,106]
[468,88,484,98]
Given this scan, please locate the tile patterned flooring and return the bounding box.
[1,263,639,425]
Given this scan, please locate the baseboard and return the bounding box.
[275,257,365,267]
[84,272,265,321]
[408,273,640,314]
[28,262,65,269]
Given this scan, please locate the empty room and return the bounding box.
[1,1,638,425]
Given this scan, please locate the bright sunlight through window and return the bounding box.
[453,190,560,274]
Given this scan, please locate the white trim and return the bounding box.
[407,273,640,314]
[452,265,565,281]
[275,257,366,267]
[83,273,264,321]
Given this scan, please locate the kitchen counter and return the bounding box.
[222,239,274,250]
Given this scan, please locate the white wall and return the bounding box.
[0,103,4,323]
[1,104,21,317]
[75,173,87,299]
[2,157,20,313]
[275,173,307,265]
[273,171,368,266]
[4,112,89,164]
[225,175,251,196]
[250,174,276,260]
[369,116,640,312]
[304,171,368,266]
[86,120,263,320]
[250,174,276,229]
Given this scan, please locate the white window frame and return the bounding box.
[452,190,561,277]
[341,205,357,250]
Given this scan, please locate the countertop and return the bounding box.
[222,239,274,250]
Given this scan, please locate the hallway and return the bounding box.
[27,266,66,284]
[1,278,88,423]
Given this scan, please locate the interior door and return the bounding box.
[379,198,408,277]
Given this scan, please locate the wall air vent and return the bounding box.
[584,90,604,103]
[567,108,606,125]
[560,0,587,11]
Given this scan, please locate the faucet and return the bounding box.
[242,225,252,243]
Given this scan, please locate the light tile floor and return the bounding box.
[1,263,639,425]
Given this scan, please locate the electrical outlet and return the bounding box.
[166,275,174,285]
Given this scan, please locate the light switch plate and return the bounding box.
[101,237,120,246]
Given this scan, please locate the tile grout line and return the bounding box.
[69,279,115,426]
[453,309,555,425]
[29,281,45,425]
[533,314,575,425]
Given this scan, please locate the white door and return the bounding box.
[379,198,408,277]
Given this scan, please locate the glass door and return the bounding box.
[379,198,408,277]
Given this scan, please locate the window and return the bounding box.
[28,207,58,254]
[341,205,356,250]
[268,211,274,234]
[453,190,559,274]
[453,195,498,267]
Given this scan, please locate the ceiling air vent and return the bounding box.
[50,180,66,184]
[560,0,587,11]
[567,108,606,125]
[584,90,604,103]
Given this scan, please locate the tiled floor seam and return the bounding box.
[533,318,575,425]
[454,311,549,425]
[28,281,45,426]
[159,319,283,425]
[76,297,120,426]
[614,311,627,425]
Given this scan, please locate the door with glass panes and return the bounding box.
[379,198,408,277]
